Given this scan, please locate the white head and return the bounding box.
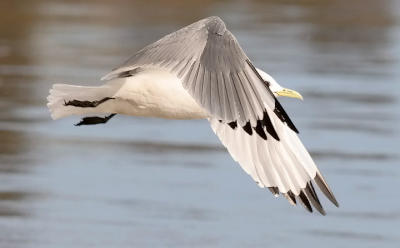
[256,68,303,100]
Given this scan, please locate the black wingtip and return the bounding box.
[314,172,339,207]
[304,182,326,215]
[274,100,299,134]
[227,121,238,129]
[298,190,313,213]
[283,190,296,206]
[268,187,279,196]
[254,120,267,140]
[242,122,253,135]
[262,111,280,141]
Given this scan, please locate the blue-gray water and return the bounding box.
[0,0,399,247]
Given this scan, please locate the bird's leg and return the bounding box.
[64,97,115,108]
[75,113,117,126]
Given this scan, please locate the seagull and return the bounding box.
[47,16,338,215]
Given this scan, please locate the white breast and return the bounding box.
[110,68,209,119]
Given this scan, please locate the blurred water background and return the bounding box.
[0,0,399,247]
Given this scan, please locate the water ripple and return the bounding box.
[311,121,392,134]
[307,229,389,242]
[330,211,400,221]
[305,91,395,105]
[311,150,396,161]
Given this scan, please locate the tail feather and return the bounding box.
[47,83,116,120]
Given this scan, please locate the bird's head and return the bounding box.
[256,68,303,100]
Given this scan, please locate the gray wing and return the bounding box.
[102,16,296,134]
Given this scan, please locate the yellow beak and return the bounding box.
[276,88,303,100]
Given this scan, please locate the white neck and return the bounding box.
[256,68,283,94]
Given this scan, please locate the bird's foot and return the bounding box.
[75,113,117,126]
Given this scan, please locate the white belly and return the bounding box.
[110,68,209,119]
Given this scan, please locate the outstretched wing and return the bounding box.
[209,111,338,215]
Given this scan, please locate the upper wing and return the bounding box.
[101,16,297,135]
[209,111,339,215]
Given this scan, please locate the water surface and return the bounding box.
[0,0,399,247]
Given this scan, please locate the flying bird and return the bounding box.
[47,16,338,215]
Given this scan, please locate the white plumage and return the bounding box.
[48,68,208,120]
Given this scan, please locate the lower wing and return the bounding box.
[209,108,338,215]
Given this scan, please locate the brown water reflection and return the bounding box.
[0,0,399,247]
